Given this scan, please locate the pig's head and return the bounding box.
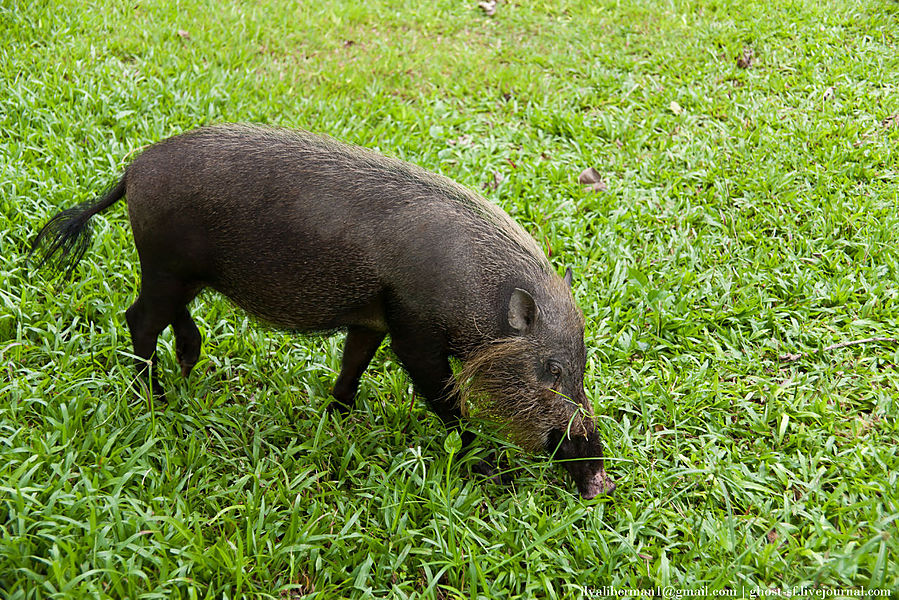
[457,269,614,499]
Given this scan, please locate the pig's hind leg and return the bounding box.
[125,269,201,399]
[172,307,202,377]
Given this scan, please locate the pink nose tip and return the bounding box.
[580,469,615,499]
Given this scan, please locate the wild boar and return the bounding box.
[30,124,614,498]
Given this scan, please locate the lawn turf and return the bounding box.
[1,0,898,597]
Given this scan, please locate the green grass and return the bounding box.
[2,0,899,597]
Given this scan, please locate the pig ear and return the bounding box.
[563,267,573,288]
[508,288,538,334]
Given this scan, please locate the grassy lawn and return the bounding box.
[2,0,899,597]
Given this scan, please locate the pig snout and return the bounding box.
[546,425,614,499]
[578,466,616,499]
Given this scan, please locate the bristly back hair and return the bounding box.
[189,124,551,277]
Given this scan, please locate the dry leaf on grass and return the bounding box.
[478,0,497,16]
[446,134,473,147]
[578,167,607,192]
[483,171,504,191]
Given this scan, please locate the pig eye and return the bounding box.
[547,361,563,379]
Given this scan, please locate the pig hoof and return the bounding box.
[137,381,167,404]
[472,459,514,485]
[326,398,353,416]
